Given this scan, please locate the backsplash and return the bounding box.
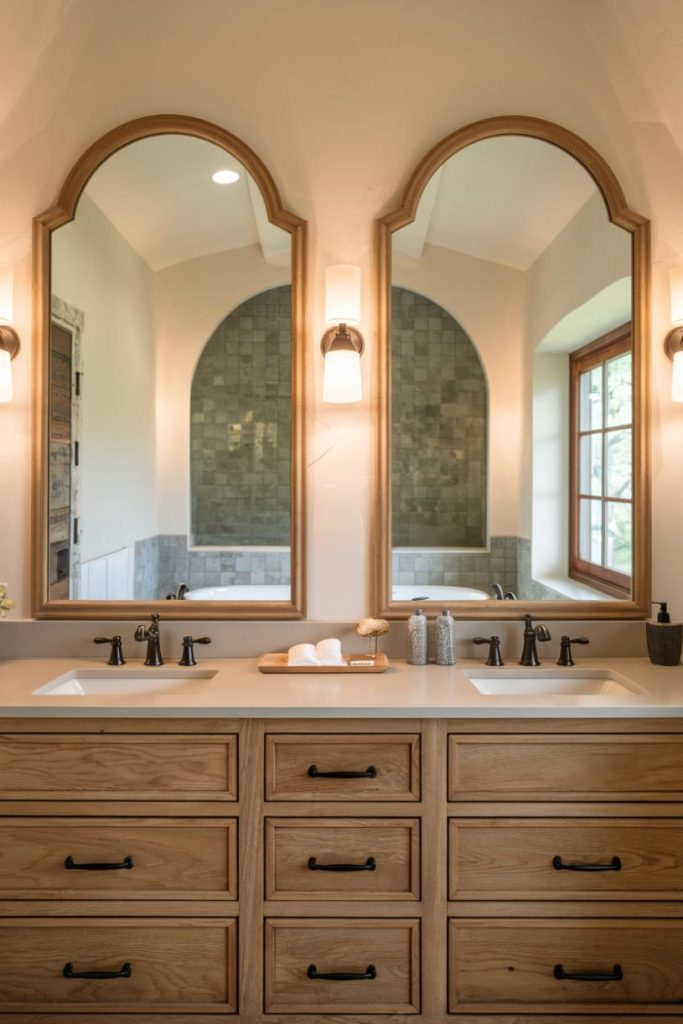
[391,286,487,548]
[190,285,291,546]
[134,534,290,600]
[393,536,562,601]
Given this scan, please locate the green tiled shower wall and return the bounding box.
[190,285,291,546]
[391,287,487,548]
[392,537,563,601]
[133,535,290,600]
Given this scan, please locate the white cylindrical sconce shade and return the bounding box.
[322,348,363,404]
[325,265,361,325]
[672,349,683,403]
[0,348,13,403]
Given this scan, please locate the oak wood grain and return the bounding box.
[264,917,420,1014]
[449,817,683,900]
[265,817,419,900]
[0,817,237,900]
[0,734,237,800]
[448,918,683,1011]
[449,734,683,801]
[0,917,237,1012]
[265,733,420,801]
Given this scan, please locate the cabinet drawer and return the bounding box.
[265,818,420,900]
[265,734,420,801]
[449,818,683,900]
[0,735,237,800]
[0,918,237,1012]
[448,734,683,801]
[0,818,237,899]
[448,919,683,1011]
[265,917,420,1013]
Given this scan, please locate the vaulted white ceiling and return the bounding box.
[83,134,289,271]
[394,137,599,270]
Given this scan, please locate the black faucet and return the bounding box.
[557,635,590,667]
[179,635,212,667]
[519,614,551,667]
[134,613,163,666]
[94,635,125,666]
[473,635,504,666]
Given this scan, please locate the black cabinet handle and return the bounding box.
[65,855,134,871]
[308,856,376,872]
[308,765,377,779]
[307,964,376,981]
[63,961,132,980]
[553,855,621,872]
[554,963,623,982]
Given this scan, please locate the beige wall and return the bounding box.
[51,195,158,563]
[526,191,632,351]
[1,0,683,621]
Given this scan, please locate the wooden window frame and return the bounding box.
[569,323,632,598]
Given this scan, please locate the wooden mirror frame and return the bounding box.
[32,114,306,619]
[373,115,650,620]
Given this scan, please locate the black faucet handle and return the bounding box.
[94,635,126,666]
[473,635,504,667]
[179,635,212,667]
[558,635,590,667]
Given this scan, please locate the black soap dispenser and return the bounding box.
[646,602,683,666]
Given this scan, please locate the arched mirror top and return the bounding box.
[33,115,306,619]
[374,115,650,620]
[381,115,643,234]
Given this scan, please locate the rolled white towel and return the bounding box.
[315,637,345,666]
[287,643,320,667]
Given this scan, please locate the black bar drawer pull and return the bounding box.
[308,856,376,872]
[553,855,621,872]
[308,765,377,779]
[307,964,377,981]
[65,855,134,871]
[554,963,623,982]
[63,961,132,980]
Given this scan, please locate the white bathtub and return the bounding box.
[392,584,489,601]
[185,585,290,601]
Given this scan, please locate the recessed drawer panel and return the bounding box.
[449,818,683,900]
[265,917,420,1013]
[266,818,420,900]
[0,818,237,899]
[448,735,683,801]
[0,918,237,1012]
[0,735,237,800]
[448,919,683,1011]
[265,734,420,801]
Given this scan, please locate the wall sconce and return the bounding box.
[321,265,364,403]
[0,268,19,404]
[666,267,683,403]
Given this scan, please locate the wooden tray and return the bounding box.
[257,652,389,674]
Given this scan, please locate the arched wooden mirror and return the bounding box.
[33,115,306,619]
[373,116,650,619]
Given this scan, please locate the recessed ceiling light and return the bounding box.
[212,169,240,185]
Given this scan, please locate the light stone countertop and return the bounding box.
[0,655,680,717]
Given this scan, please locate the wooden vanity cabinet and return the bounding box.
[0,715,680,1022]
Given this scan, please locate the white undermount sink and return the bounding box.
[465,669,643,698]
[33,668,217,697]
